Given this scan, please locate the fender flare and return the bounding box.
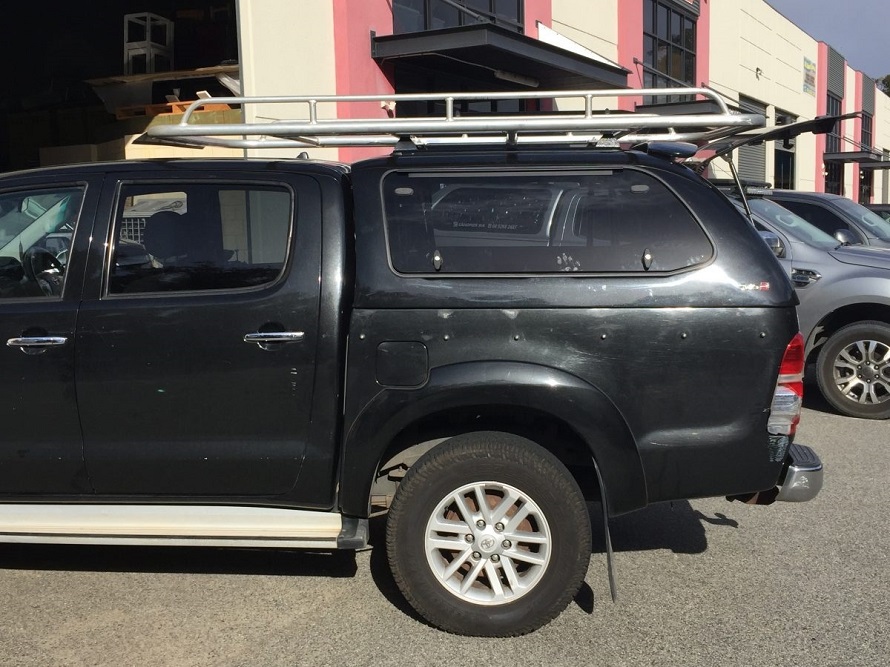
[338,360,647,517]
[803,283,890,354]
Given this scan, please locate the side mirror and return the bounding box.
[834,228,859,246]
[758,231,785,258]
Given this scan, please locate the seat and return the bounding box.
[118,211,193,292]
[142,210,191,265]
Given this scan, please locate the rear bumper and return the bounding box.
[775,443,823,502]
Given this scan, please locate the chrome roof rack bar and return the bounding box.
[145,87,765,150]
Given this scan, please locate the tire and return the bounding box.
[816,321,890,420]
[385,431,592,637]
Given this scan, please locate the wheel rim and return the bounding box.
[424,481,552,606]
[831,338,890,406]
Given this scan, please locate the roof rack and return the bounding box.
[143,87,765,150]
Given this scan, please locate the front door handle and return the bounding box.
[7,336,68,355]
[243,331,305,345]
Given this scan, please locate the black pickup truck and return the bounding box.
[0,91,823,636]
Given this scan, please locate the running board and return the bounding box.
[0,504,352,549]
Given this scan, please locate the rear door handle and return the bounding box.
[7,336,68,355]
[243,331,305,344]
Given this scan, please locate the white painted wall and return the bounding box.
[551,0,619,63]
[709,0,819,188]
[237,0,338,159]
[549,0,620,112]
[874,90,890,203]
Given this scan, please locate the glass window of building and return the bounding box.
[825,94,844,195]
[643,0,697,104]
[393,0,523,34]
[860,113,874,203]
[773,111,797,190]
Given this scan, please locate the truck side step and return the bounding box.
[0,504,343,549]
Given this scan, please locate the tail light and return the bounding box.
[768,333,805,436]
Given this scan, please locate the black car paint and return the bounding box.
[0,153,797,520]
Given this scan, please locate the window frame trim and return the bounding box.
[0,181,90,303]
[102,178,297,300]
[392,0,524,35]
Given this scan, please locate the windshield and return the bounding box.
[746,198,839,248]
[833,198,890,241]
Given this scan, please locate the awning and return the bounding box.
[825,150,890,168]
[371,24,629,90]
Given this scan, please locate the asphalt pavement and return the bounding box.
[0,396,887,667]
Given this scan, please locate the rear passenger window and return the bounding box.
[108,183,292,294]
[383,170,712,274]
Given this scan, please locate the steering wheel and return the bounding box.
[22,246,65,296]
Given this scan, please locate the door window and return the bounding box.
[773,200,864,242]
[0,186,84,298]
[108,183,292,294]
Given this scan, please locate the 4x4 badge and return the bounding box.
[739,282,770,291]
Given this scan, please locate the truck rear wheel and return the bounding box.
[816,321,890,420]
[385,432,591,636]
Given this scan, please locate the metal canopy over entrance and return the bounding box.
[826,151,890,169]
[371,24,630,91]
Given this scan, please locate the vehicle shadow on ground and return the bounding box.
[0,543,358,578]
[802,374,841,416]
[367,499,730,623]
[595,499,722,556]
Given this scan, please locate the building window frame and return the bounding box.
[642,0,697,104]
[393,0,524,35]
[861,112,873,151]
[825,94,844,195]
[773,110,797,190]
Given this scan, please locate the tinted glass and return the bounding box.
[833,198,890,241]
[109,183,292,294]
[393,0,424,32]
[772,200,859,240]
[0,186,84,299]
[747,198,838,248]
[384,170,712,274]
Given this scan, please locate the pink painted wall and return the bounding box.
[696,0,709,90]
[617,0,643,111]
[616,1,708,111]
[331,0,556,162]
[815,42,829,192]
[853,71,863,199]
[524,0,552,35]
[333,0,397,163]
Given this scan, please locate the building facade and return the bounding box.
[111,1,890,203]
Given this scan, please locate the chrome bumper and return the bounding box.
[776,443,823,502]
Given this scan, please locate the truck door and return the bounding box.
[76,172,322,496]
[0,178,99,493]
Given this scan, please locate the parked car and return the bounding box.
[864,202,890,222]
[699,113,890,419]
[0,88,822,637]
[732,194,890,419]
[764,190,890,248]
